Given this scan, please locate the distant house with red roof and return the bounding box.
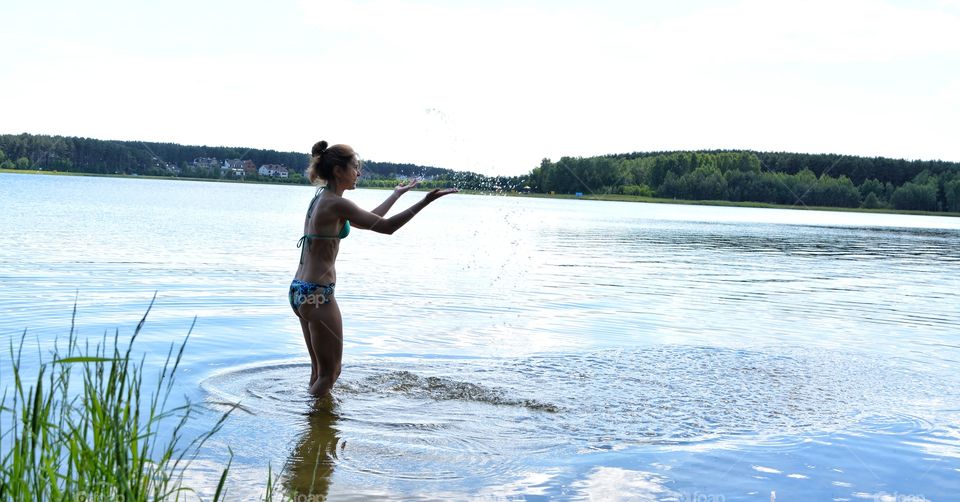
[258,164,289,178]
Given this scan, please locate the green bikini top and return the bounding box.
[300,220,350,242]
[297,187,350,263]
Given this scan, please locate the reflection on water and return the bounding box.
[570,467,674,501]
[284,400,339,501]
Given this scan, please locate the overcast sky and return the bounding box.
[2,0,959,176]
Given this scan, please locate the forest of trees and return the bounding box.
[0,133,305,178]
[529,151,960,212]
[3,133,959,212]
[0,133,463,185]
[0,133,530,192]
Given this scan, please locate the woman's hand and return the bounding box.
[394,178,420,195]
[424,187,459,202]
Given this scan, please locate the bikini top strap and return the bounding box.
[306,186,324,218]
[300,186,335,264]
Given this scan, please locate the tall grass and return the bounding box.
[0,297,239,501]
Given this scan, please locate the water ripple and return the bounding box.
[201,345,957,455]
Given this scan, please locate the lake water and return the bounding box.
[2,173,960,501]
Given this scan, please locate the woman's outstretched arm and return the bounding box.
[369,179,419,217]
[332,188,458,235]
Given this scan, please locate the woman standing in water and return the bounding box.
[290,140,457,396]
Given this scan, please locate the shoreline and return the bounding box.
[3,168,958,218]
[503,191,960,218]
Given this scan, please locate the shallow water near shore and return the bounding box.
[2,173,960,500]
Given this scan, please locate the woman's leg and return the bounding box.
[292,282,320,386]
[300,298,343,397]
[299,317,319,387]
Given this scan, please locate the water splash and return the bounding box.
[337,370,560,412]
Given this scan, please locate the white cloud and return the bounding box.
[294,0,960,171]
[635,0,960,65]
[2,0,958,175]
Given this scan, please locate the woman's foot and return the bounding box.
[309,376,332,397]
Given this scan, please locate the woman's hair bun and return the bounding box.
[312,140,328,157]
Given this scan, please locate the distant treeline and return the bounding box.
[0,133,304,177]
[530,151,960,212]
[3,133,959,212]
[0,133,459,184]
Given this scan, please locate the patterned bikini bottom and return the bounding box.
[288,279,335,314]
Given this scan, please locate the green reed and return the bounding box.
[0,297,243,501]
